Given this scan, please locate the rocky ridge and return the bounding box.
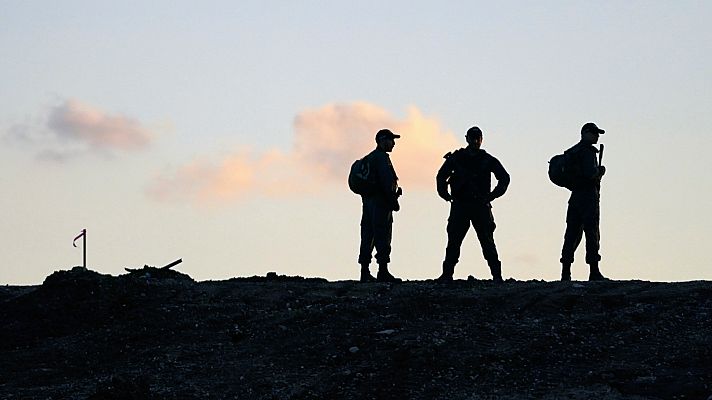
[1,267,711,399]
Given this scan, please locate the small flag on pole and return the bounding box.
[73,229,86,247]
[73,229,87,268]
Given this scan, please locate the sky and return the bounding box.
[1,1,711,284]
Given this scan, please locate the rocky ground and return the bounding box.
[1,267,711,399]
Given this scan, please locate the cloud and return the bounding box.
[147,102,461,205]
[48,100,152,152]
[293,102,461,186]
[36,149,85,163]
[145,149,317,205]
[4,123,35,146]
[4,99,154,162]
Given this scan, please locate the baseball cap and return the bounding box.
[375,129,400,141]
[581,122,605,134]
[466,126,483,137]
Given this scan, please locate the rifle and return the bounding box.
[125,258,182,273]
[599,144,604,166]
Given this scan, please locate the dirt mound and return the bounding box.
[1,270,710,399]
[228,271,328,283]
[122,265,195,283]
[1,267,195,351]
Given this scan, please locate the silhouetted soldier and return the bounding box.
[560,122,607,281]
[436,126,510,282]
[358,129,403,283]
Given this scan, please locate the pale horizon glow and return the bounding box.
[1,1,711,284]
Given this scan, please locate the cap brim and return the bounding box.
[392,134,401,138]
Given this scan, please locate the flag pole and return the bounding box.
[73,229,87,269]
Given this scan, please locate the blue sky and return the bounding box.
[2,1,711,284]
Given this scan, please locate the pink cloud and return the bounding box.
[147,102,460,205]
[4,99,155,162]
[146,149,320,205]
[146,151,256,204]
[293,102,460,187]
[48,99,152,152]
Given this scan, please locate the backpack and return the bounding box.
[447,148,488,195]
[348,155,376,195]
[548,150,578,189]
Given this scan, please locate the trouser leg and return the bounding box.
[583,203,601,265]
[443,203,470,273]
[560,203,584,265]
[582,201,605,280]
[357,202,375,265]
[372,203,393,265]
[473,206,502,280]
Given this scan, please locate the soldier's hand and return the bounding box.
[439,192,452,202]
[598,166,606,176]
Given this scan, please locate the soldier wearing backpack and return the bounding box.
[559,122,608,281]
[435,126,510,283]
[356,129,403,283]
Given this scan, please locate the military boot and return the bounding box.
[436,263,455,282]
[377,263,402,283]
[359,264,376,282]
[561,263,572,281]
[588,262,608,281]
[489,261,503,283]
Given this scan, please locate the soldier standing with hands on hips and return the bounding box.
[436,126,510,283]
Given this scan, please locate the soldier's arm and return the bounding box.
[436,154,453,201]
[373,153,396,195]
[489,157,510,201]
[580,149,604,180]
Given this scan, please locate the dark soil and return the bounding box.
[1,267,710,399]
